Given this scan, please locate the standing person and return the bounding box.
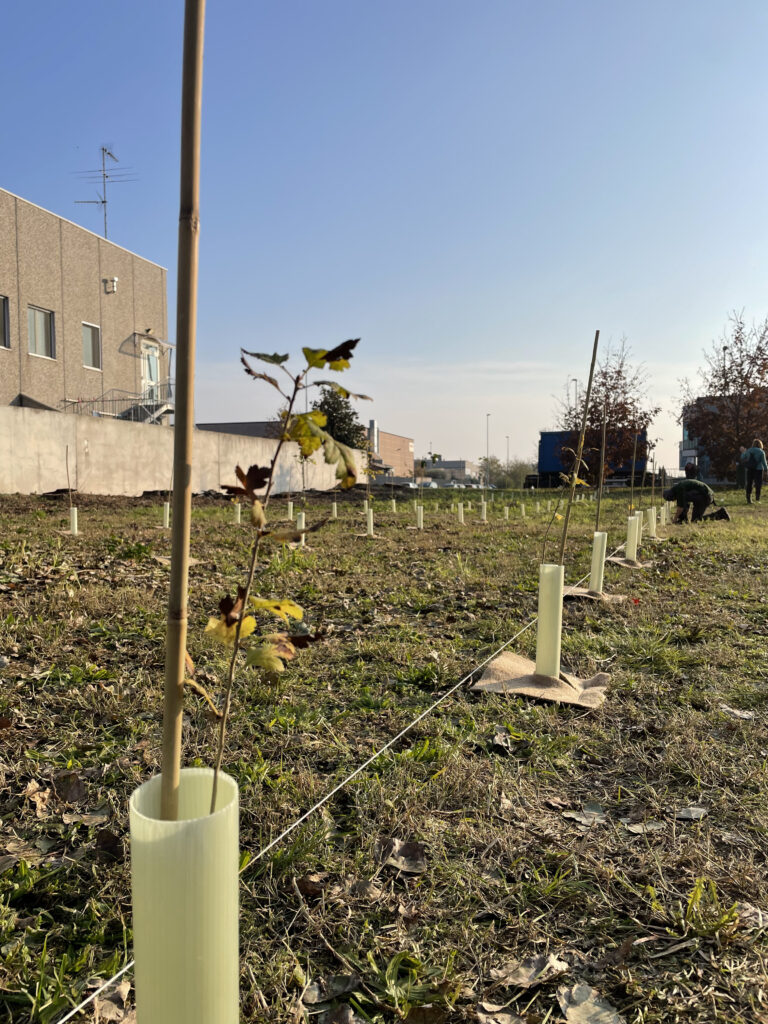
[740,440,768,503]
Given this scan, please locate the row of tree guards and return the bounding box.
[110,9,667,1020]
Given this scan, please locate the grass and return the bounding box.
[0,486,767,1023]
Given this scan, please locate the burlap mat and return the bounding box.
[471,652,609,708]
[605,556,653,569]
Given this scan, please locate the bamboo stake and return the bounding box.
[594,399,607,532]
[161,0,206,822]
[557,330,600,566]
[65,444,73,510]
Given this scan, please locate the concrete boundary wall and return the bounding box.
[0,407,364,496]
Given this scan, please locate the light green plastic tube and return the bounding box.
[480,501,487,521]
[297,511,306,547]
[391,499,397,513]
[458,502,464,524]
[417,505,424,529]
[535,563,564,678]
[70,506,78,536]
[626,516,638,561]
[287,500,293,521]
[331,501,337,519]
[129,769,239,1024]
[233,503,240,525]
[163,502,171,528]
[589,531,607,594]
[367,509,374,536]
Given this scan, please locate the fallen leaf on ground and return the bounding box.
[302,974,361,1005]
[95,829,124,861]
[476,1003,525,1024]
[557,983,626,1023]
[675,806,707,821]
[563,802,607,827]
[734,902,766,931]
[63,808,110,826]
[718,703,754,721]
[620,819,665,835]
[490,952,569,988]
[318,1007,363,1024]
[376,838,428,874]
[296,872,329,896]
[345,877,382,900]
[54,770,86,803]
[24,781,51,818]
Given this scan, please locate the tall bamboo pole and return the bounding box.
[161,0,206,821]
[594,399,607,532]
[629,431,638,513]
[558,330,600,565]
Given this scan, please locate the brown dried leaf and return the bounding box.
[62,807,110,826]
[54,770,86,804]
[296,872,329,896]
[557,983,626,1023]
[376,838,427,874]
[490,952,569,989]
[95,829,124,862]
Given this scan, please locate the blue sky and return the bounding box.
[4,1,768,469]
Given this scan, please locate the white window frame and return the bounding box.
[28,305,56,359]
[0,296,9,349]
[82,321,102,370]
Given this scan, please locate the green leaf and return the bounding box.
[288,412,359,489]
[246,644,286,673]
[241,350,290,365]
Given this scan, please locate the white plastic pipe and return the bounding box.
[480,501,487,521]
[547,500,551,512]
[536,501,540,512]
[417,505,424,530]
[70,506,78,536]
[535,563,564,678]
[458,502,464,524]
[634,509,644,544]
[130,768,239,1024]
[363,499,368,513]
[163,502,171,528]
[659,503,666,526]
[233,503,240,525]
[366,508,374,536]
[331,501,337,520]
[391,499,397,513]
[626,516,639,562]
[520,503,526,518]
[412,499,418,511]
[504,506,509,520]
[297,510,306,547]
[589,531,608,594]
[287,500,293,521]
[647,506,657,538]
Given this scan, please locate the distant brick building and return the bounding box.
[367,420,414,477]
[0,187,171,422]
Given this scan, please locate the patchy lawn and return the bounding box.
[1,487,767,1023]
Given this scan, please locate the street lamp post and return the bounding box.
[486,413,490,490]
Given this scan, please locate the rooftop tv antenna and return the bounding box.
[74,146,137,238]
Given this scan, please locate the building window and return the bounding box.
[28,305,55,358]
[82,323,101,369]
[0,296,8,348]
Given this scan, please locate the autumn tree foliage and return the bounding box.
[559,342,660,484]
[681,313,768,479]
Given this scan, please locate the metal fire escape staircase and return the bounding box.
[61,380,174,424]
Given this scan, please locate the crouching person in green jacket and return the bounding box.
[663,465,730,523]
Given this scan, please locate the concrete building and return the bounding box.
[367,419,414,477]
[0,187,171,422]
[431,459,480,480]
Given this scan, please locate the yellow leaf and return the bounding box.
[204,614,257,646]
[251,500,267,529]
[554,513,563,520]
[246,644,287,673]
[250,597,304,623]
[303,347,329,369]
[287,412,358,489]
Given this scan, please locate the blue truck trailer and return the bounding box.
[525,429,647,488]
